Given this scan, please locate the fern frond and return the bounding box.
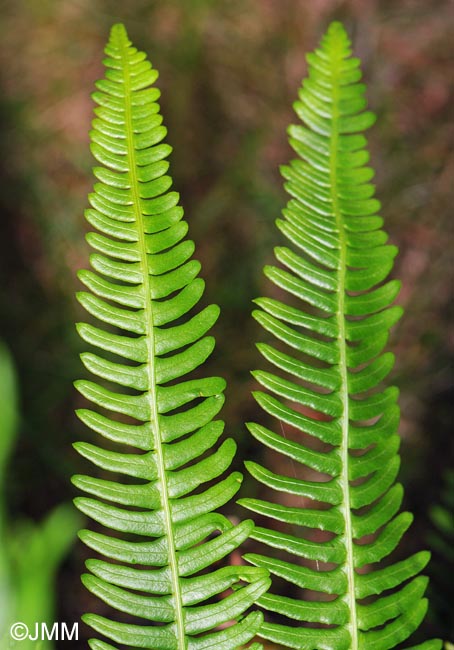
[240,22,442,650]
[74,23,269,650]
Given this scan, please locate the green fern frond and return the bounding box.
[73,23,269,650]
[239,22,442,650]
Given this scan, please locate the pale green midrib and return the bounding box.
[118,38,186,648]
[328,50,358,649]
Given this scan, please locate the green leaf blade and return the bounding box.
[75,22,265,650]
[242,19,436,650]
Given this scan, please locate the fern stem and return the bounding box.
[329,42,358,650]
[118,34,186,650]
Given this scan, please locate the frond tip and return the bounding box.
[240,21,442,650]
[73,23,269,650]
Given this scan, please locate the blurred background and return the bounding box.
[0,0,452,647]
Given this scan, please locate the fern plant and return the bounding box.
[239,22,442,650]
[73,23,269,650]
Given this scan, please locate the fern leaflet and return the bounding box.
[239,21,442,650]
[73,23,269,650]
